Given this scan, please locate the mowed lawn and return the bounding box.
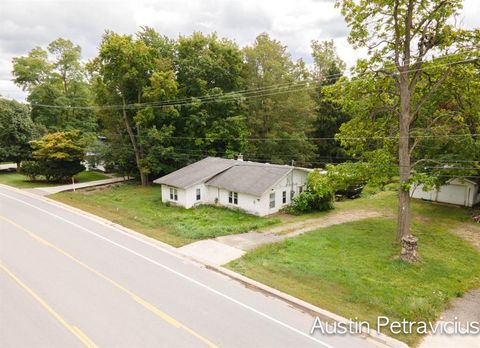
[227,192,480,345]
[51,183,280,246]
[0,171,110,189]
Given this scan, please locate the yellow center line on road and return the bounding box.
[0,261,98,348]
[0,215,219,348]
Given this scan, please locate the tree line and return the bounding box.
[4,30,348,185]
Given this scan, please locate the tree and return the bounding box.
[336,0,479,245]
[0,97,42,166]
[173,32,248,164]
[28,130,86,182]
[12,38,96,133]
[310,40,351,163]
[311,40,346,84]
[243,33,317,165]
[90,29,178,185]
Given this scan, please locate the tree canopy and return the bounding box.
[12,38,97,133]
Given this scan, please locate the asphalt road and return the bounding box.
[0,185,378,348]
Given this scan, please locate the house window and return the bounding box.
[169,187,178,201]
[282,191,287,204]
[299,186,303,194]
[229,191,238,205]
[269,192,275,208]
[196,188,201,201]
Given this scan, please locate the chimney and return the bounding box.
[237,154,244,161]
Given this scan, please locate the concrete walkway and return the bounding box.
[177,240,245,265]
[179,209,382,265]
[24,176,130,196]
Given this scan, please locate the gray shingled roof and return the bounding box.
[153,157,237,188]
[205,164,292,196]
[153,156,309,195]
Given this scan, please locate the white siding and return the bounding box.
[257,168,309,216]
[160,168,309,215]
[161,185,187,207]
[411,179,479,207]
[207,186,261,215]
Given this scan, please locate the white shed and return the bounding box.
[411,178,480,207]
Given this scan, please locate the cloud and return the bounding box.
[0,0,478,101]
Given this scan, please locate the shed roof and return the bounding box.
[205,164,292,196]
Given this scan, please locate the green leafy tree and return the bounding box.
[243,33,317,165]
[28,130,86,182]
[0,97,43,166]
[12,38,96,133]
[90,29,178,185]
[336,0,479,246]
[310,40,351,163]
[173,32,248,163]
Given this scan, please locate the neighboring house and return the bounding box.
[411,177,480,207]
[153,157,310,216]
[83,136,107,172]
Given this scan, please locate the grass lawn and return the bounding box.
[227,192,480,345]
[0,171,110,189]
[50,183,279,247]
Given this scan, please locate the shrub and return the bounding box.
[42,161,85,182]
[288,170,335,214]
[29,130,86,183]
[289,190,334,214]
[19,160,43,181]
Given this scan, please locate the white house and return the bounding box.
[411,177,480,207]
[153,157,310,216]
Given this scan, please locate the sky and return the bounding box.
[1,0,479,101]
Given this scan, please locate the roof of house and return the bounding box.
[205,164,292,196]
[448,177,480,186]
[152,157,237,188]
[153,156,310,195]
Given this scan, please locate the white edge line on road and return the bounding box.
[0,190,335,348]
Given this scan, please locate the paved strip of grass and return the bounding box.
[0,171,110,189]
[50,184,280,247]
[227,193,480,346]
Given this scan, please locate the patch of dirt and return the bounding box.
[452,223,480,251]
[265,209,384,236]
[216,209,384,251]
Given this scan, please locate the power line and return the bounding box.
[155,150,480,170]
[29,52,479,110]
[148,133,480,141]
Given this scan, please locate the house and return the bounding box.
[83,136,107,172]
[153,156,310,216]
[410,177,480,207]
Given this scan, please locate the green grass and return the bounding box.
[0,171,110,189]
[50,183,279,247]
[228,193,480,345]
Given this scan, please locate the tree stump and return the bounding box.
[400,235,420,263]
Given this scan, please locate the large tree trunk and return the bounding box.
[396,69,412,241]
[122,99,148,186]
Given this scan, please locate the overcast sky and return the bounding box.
[1,0,479,101]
